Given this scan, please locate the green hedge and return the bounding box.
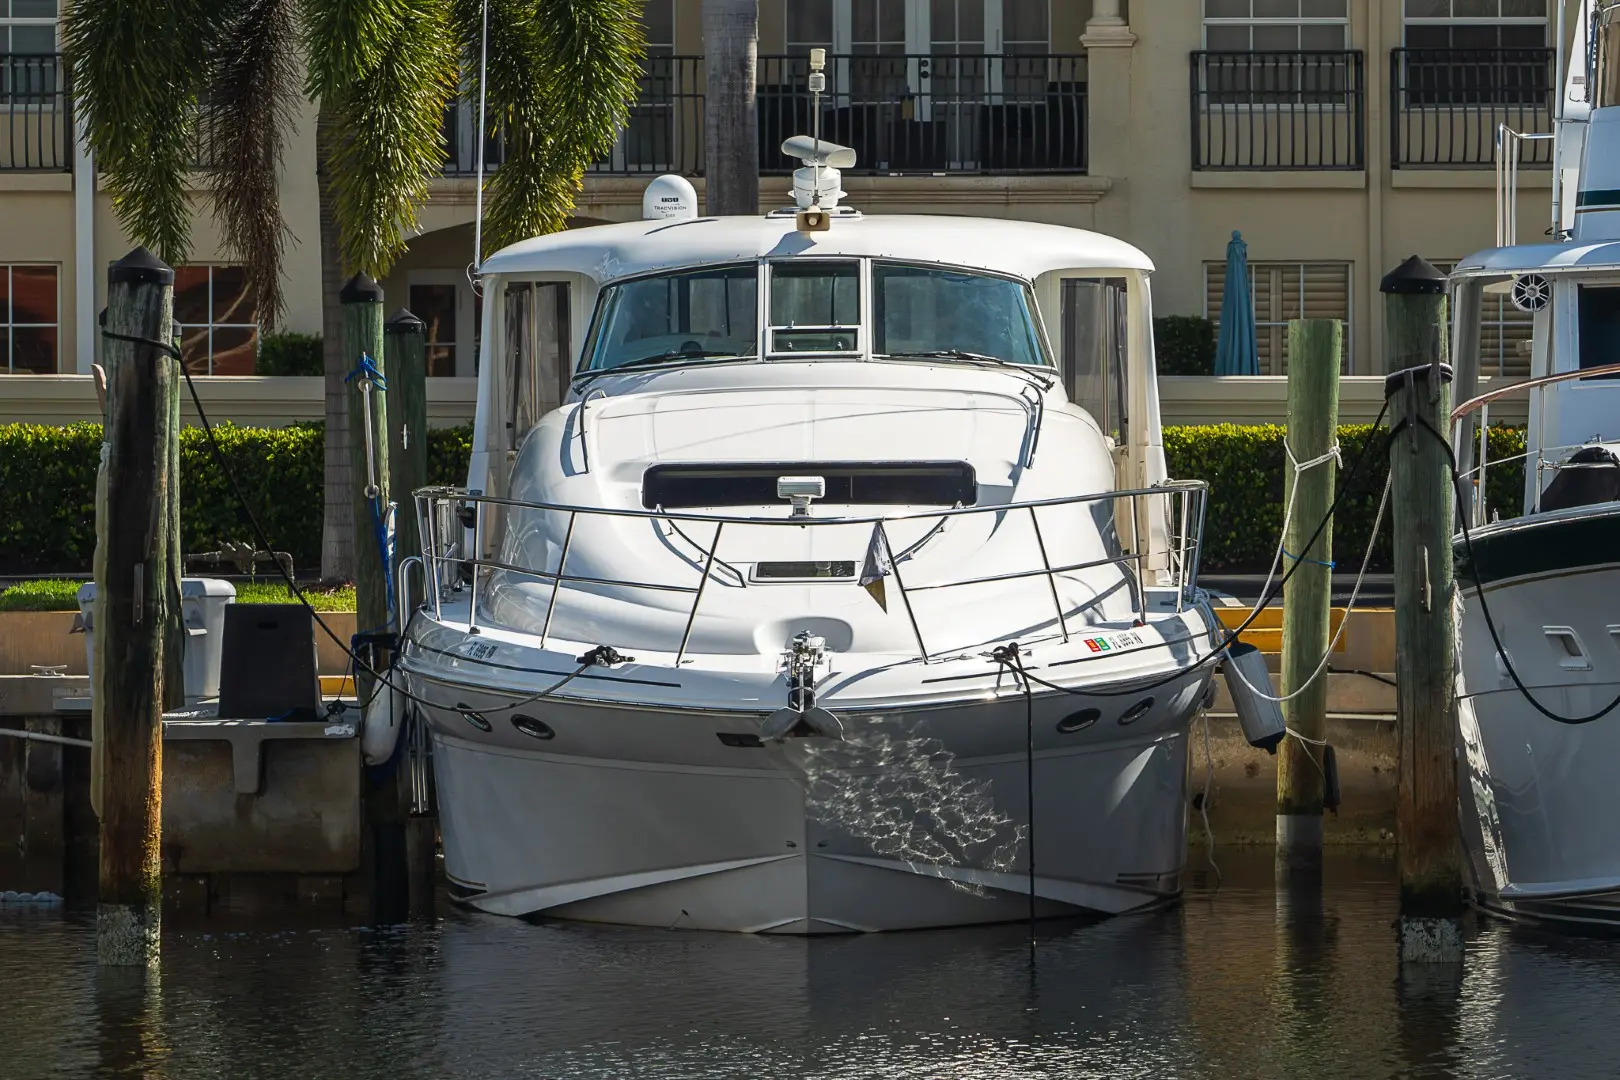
[1165,423,1526,573]
[0,422,471,575]
[1153,316,1216,377]
[254,332,324,377]
[0,420,1526,576]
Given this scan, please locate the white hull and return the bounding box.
[406,628,1210,933]
[1455,506,1620,927]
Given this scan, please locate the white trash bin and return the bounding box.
[77,578,237,702]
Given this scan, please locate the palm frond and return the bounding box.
[327,0,459,276]
[453,0,645,256]
[62,0,225,264]
[300,0,412,102]
[205,0,302,327]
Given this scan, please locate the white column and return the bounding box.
[1082,0,1136,47]
[72,110,95,374]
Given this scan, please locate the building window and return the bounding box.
[1201,2,1353,106]
[1,0,59,105]
[0,263,57,373]
[1433,261,1533,377]
[1403,0,1547,49]
[1202,0,1350,52]
[1401,1,1549,108]
[0,0,56,54]
[1204,260,1352,374]
[175,265,258,375]
[409,272,481,377]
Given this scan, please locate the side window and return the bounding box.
[1576,285,1620,381]
[1060,277,1128,445]
[504,281,571,447]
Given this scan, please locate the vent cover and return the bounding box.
[643,461,976,509]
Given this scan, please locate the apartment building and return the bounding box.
[0,0,1565,423]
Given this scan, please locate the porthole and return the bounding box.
[456,702,492,732]
[1117,697,1155,726]
[1056,708,1100,734]
[511,714,555,740]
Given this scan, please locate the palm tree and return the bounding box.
[701,0,758,216]
[62,0,645,580]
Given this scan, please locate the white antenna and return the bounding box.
[472,0,490,271]
[808,48,826,210]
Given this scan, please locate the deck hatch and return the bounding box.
[642,461,976,509]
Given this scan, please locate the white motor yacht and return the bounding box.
[394,137,1228,932]
[1448,0,1620,928]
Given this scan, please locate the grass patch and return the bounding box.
[0,578,83,611]
[0,579,356,613]
[235,582,355,610]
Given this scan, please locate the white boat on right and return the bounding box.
[1446,0,1620,928]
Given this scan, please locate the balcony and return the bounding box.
[0,55,70,172]
[1190,51,1366,171]
[1390,47,1554,169]
[443,53,1088,179]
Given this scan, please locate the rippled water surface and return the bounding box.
[4,853,1619,1079]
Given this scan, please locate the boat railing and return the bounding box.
[1451,360,1620,523]
[412,481,1209,665]
[1495,123,1556,246]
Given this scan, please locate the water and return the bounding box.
[3,852,1618,1079]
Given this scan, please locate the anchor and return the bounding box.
[761,631,844,741]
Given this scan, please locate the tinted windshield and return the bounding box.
[586,263,757,372]
[873,263,1047,366]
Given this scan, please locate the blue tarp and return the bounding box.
[1214,230,1258,376]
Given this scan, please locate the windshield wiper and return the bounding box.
[880,350,1055,389]
[575,349,752,383]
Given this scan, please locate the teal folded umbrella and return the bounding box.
[1215,230,1258,376]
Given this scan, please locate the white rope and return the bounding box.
[1226,471,1392,705]
[1249,438,1343,620]
[1198,710,1221,886]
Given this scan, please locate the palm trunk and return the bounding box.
[702,0,759,216]
[317,105,355,583]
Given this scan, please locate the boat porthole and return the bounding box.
[1118,697,1155,726]
[511,714,555,740]
[1056,708,1100,734]
[456,703,492,732]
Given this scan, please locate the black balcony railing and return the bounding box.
[1391,47,1555,168]
[0,55,70,172]
[1190,51,1366,170]
[442,53,1088,178]
[758,54,1087,174]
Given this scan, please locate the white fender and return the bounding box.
[362,683,409,765]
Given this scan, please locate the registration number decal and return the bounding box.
[1081,630,1147,654]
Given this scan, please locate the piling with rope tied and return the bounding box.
[384,309,427,568]
[95,246,182,966]
[341,273,392,678]
[1381,254,1464,964]
[1276,317,1342,872]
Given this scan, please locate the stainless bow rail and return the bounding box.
[412,481,1209,666]
[1452,360,1620,524]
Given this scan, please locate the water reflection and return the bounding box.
[6,853,1620,1078]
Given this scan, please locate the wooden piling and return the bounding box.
[384,309,427,567]
[1276,318,1341,871]
[384,308,436,918]
[1381,255,1463,963]
[340,273,390,658]
[96,247,180,966]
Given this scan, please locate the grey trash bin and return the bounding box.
[77,578,237,702]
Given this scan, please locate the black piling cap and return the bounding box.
[1380,255,1446,295]
[384,308,425,335]
[1382,362,1454,398]
[340,272,384,304]
[109,246,174,286]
